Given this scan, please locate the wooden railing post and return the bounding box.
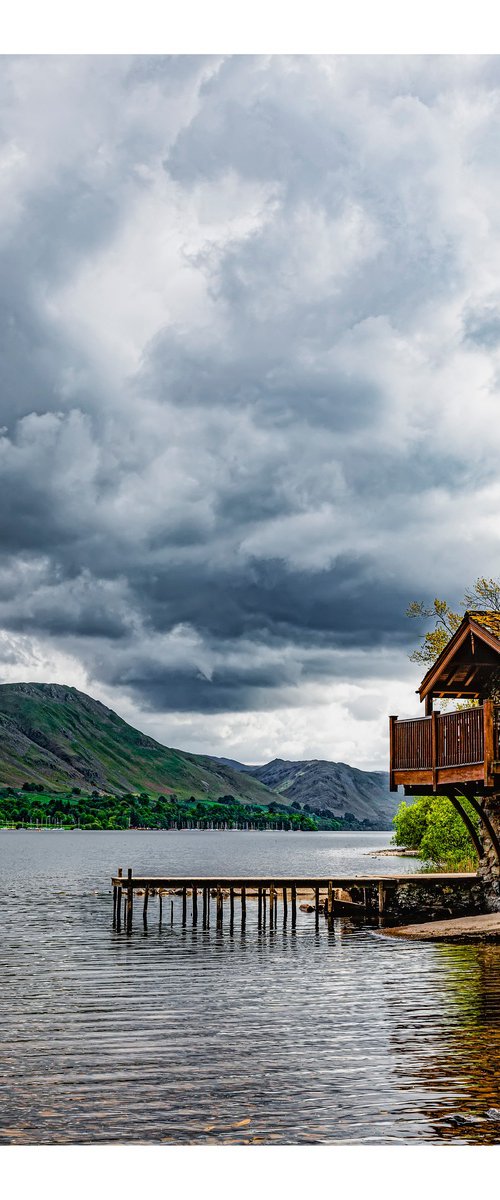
[431,710,439,792]
[389,716,397,790]
[484,699,494,787]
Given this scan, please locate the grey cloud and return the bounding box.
[1,55,500,727]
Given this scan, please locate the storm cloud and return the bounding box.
[1,54,500,765]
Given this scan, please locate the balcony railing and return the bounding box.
[389,700,498,791]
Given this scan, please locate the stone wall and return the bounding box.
[478,794,500,911]
[348,877,484,922]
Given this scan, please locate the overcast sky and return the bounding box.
[1,54,500,767]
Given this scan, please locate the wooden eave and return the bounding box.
[417,614,500,702]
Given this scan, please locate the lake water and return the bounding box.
[1,829,500,1145]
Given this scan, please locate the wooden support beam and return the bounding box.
[447,790,484,860]
[202,887,208,927]
[463,787,500,870]
[431,710,439,792]
[258,887,262,927]
[328,880,333,929]
[112,886,117,926]
[484,699,495,787]
[126,868,133,933]
[216,887,222,927]
[230,887,234,925]
[378,881,385,915]
[389,715,397,791]
[116,885,122,930]
[170,900,174,926]
[182,888,187,926]
[241,886,246,925]
[159,891,163,926]
[192,886,198,924]
[291,884,297,927]
[315,885,320,928]
[283,886,288,923]
[143,885,149,925]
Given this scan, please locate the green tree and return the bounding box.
[392,794,479,870]
[407,576,500,667]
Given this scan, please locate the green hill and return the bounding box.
[0,682,273,805]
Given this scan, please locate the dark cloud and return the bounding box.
[1,54,500,752]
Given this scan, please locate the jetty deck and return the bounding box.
[111,869,478,933]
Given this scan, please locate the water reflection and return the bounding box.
[1,830,499,1144]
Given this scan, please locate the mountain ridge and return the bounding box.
[0,683,397,828]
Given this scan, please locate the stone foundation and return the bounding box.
[478,794,500,911]
[348,877,485,923]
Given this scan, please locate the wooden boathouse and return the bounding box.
[389,610,500,893]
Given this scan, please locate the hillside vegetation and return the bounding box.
[0,683,273,804]
[0,683,397,830]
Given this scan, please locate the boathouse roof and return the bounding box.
[418,610,500,703]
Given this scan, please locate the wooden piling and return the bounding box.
[291,884,297,927]
[126,868,133,933]
[378,881,385,915]
[216,887,223,927]
[230,887,234,924]
[328,880,333,929]
[202,887,208,927]
[283,886,288,923]
[112,885,117,926]
[182,887,187,925]
[116,885,122,930]
[270,882,275,928]
[258,887,263,927]
[241,886,246,925]
[171,900,174,926]
[159,891,163,925]
[192,886,198,924]
[315,886,320,928]
[143,885,149,925]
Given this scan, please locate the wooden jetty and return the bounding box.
[111,869,477,933]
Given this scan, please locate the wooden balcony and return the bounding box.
[389,700,498,793]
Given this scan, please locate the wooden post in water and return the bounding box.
[171,900,174,926]
[202,887,208,927]
[126,868,133,933]
[113,884,117,926]
[192,886,198,924]
[241,886,247,927]
[115,868,122,930]
[159,891,163,926]
[230,887,234,925]
[270,883,275,929]
[291,884,297,928]
[283,886,288,924]
[143,885,149,926]
[258,887,263,927]
[182,888,187,925]
[378,881,385,916]
[328,880,333,929]
[216,887,223,927]
[315,886,320,929]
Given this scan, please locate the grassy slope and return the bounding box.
[0,683,274,805]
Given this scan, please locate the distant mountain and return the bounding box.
[209,756,397,829]
[0,683,273,805]
[0,683,397,829]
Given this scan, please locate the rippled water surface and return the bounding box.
[2,829,500,1145]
